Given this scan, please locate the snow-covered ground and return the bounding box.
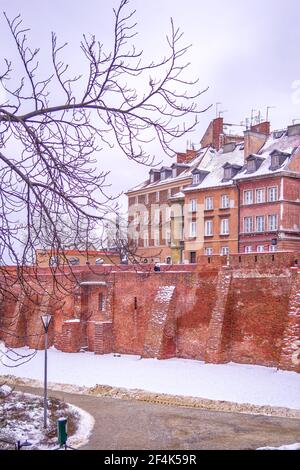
[258,443,300,450]
[1,347,300,410]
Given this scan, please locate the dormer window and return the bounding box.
[161,171,166,180]
[224,167,232,179]
[222,163,242,182]
[247,159,256,172]
[150,174,154,183]
[193,173,200,185]
[269,150,290,171]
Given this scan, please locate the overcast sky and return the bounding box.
[1,0,300,209]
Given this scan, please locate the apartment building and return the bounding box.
[183,142,244,261]
[236,123,300,253]
[126,149,199,263]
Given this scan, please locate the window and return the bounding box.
[220,218,229,235]
[221,246,229,255]
[156,191,160,202]
[268,214,278,230]
[269,245,277,252]
[49,256,59,267]
[243,190,253,205]
[224,167,232,179]
[268,187,278,202]
[256,216,265,232]
[193,173,200,185]
[245,246,252,253]
[244,217,253,233]
[221,194,229,209]
[165,229,171,243]
[256,188,265,203]
[205,196,213,210]
[154,208,160,224]
[205,247,213,255]
[143,211,149,225]
[190,199,197,212]
[161,171,166,180]
[154,230,160,246]
[190,251,197,264]
[150,174,154,183]
[190,221,197,237]
[205,220,213,236]
[145,193,149,204]
[144,232,149,247]
[257,245,265,252]
[133,212,139,226]
[99,293,105,311]
[247,159,256,172]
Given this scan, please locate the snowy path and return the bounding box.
[1,347,300,410]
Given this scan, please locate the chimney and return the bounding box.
[200,117,224,150]
[251,121,270,135]
[244,122,270,161]
[287,123,300,136]
[176,149,197,164]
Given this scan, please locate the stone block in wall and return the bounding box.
[60,319,82,353]
[204,266,232,363]
[94,321,113,355]
[279,268,300,372]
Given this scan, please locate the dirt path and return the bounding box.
[16,385,300,450]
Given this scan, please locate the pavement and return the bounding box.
[15,385,300,450]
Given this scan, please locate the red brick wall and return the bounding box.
[0,257,299,372]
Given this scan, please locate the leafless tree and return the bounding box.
[0,0,209,354]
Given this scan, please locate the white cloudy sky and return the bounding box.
[1,0,300,209]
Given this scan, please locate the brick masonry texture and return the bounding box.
[0,252,299,372]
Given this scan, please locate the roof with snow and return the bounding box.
[234,129,300,181]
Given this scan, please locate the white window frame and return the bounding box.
[143,211,149,225]
[268,186,278,202]
[205,196,213,210]
[269,244,277,252]
[220,218,229,235]
[193,173,200,185]
[268,214,278,231]
[243,216,253,233]
[243,190,253,205]
[190,221,197,238]
[145,193,149,205]
[154,230,160,246]
[190,199,197,212]
[144,231,149,247]
[154,208,160,225]
[220,246,229,256]
[205,247,213,256]
[220,194,229,209]
[245,246,252,253]
[256,215,265,233]
[257,245,265,252]
[205,220,213,236]
[156,191,160,202]
[255,188,265,204]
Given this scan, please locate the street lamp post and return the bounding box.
[41,313,52,429]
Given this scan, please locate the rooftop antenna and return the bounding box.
[215,102,222,118]
[250,109,256,126]
[218,109,228,118]
[266,106,276,122]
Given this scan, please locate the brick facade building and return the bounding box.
[127,118,300,262]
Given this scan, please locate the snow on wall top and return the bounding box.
[155,285,175,302]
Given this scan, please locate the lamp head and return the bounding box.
[41,313,52,332]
